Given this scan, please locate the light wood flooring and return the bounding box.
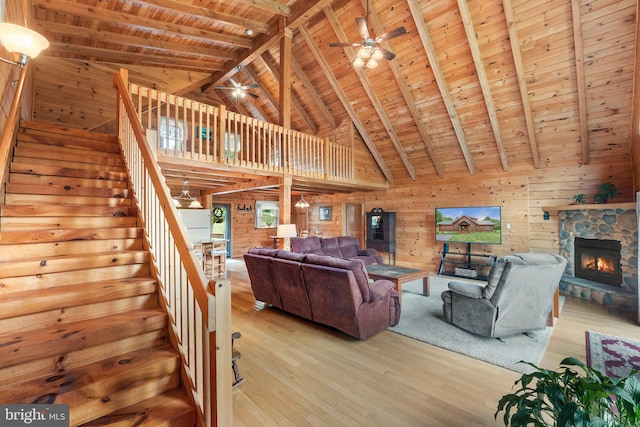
[227,260,639,426]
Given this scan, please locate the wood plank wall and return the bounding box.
[633,10,640,194]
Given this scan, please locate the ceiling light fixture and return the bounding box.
[294,195,310,208]
[0,23,49,67]
[353,41,381,69]
[174,179,203,209]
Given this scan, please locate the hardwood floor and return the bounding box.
[227,259,639,426]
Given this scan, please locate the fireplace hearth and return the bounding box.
[574,237,622,286]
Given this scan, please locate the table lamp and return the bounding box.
[276,224,298,251]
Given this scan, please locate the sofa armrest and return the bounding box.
[447,280,485,299]
[368,279,395,302]
[358,248,377,257]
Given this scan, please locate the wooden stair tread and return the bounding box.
[21,120,117,143]
[9,173,128,189]
[14,142,124,167]
[11,161,128,180]
[6,182,130,198]
[0,250,150,278]
[0,308,168,369]
[0,237,143,259]
[1,204,136,217]
[0,277,157,319]
[79,388,196,427]
[0,227,144,245]
[0,346,182,426]
[17,133,121,154]
[4,193,133,206]
[11,156,125,173]
[1,216,138,231]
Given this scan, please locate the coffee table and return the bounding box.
[366,264,430,303]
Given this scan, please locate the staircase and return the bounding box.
[0,121,197,426]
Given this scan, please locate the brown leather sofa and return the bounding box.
[243,248,400,339]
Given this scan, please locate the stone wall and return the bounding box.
[558,207,637,294]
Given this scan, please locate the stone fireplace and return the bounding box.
[557,205,637,311]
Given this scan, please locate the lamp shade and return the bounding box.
[276,224,298,238]
[0,23,49,60]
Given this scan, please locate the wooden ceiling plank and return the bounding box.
[456,0,509,172]
[291,54,337,130]
[298,23,393,183]
[135,0,270,34]
[32,0,253,49]
[502,0,541,169]
[407,0,476,176]
[360,0,443,178]
[45,43,223,71]
[323,5,416,181]
[244,64,280,116]
[200,16,285,93]
[571,0,590,165]
[287,0,336,29]
[261,52,318,134]
[230,0,291,16]
[35,21,236,61]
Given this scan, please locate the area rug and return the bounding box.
[388,277,558,374]
[585,331,640,379]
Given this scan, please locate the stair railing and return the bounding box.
[113,69,232,427]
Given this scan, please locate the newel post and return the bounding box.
[208,279,232,426]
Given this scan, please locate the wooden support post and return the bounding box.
[279,27,292,129]
[278,175,292,249]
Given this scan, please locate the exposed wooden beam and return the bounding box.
[136,0,270,34]
[32,0,253,49]
[261,52,318,134]
[323,5,416,181]
[502,0,541,169]
[205,177,281,196]
[45,43,223,72]
[230,0,291,16]
[298,24,393,183]
[291,54,337,130]
[571,0,590,165]
[279,28,293,129]
[35,21,236,61]
[200,16,285,93]
[287,0,335,29]
[456,0,509,172]
[360,0,443,178]
[244,64,280,120]
[407,0,476,176]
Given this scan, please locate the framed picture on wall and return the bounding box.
[319,206,332,221]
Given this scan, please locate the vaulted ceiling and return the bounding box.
[26,0,638,190]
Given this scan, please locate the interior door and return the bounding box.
[344,203,364,245]
[212,204,231,257]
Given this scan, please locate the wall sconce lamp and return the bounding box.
[543,211,550,221]
[0,23,49,68]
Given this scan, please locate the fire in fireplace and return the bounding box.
[574,237,622,286]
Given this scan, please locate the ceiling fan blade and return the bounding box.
[329,42,358,47]
[214,86,234,90]
[379,47,396,61]
[244,83,259,89]
[356,17,369,39]
[228,77,239,87]
[248,93,259,99]
[376,26,407,42]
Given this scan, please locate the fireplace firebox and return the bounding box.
[574,237,622,286]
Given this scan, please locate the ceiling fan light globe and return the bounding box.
[353,57,365,67]
[357,48,369,59]
[366,59,378,69]
[372,49,384,61]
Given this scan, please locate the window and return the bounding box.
[255,201,279,228]
[160,117,186,150]
[224,132,241,160]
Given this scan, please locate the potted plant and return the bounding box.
[496,357,640,426]
[594,182,619,204]
[572,194,587,204]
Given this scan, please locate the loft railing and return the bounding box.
[114,69,232,427]
[128,84,354,182]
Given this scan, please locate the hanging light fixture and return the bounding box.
[0,23,49,68]
[353,41,383,70]
[174,179,203,209]
[294,194,310,209]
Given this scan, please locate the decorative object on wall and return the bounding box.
[594,182,618,204]
[173,179,202,209]
[294,194,310,208]
[572,193,587,204]
[237,204,252,213]
[255,201,278,228]
[543,211,550,221]
[319,206,332,221]
[0,22,49,67]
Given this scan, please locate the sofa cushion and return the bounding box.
[339,244,359,258]
[248,247,279,257]
[320,237,343,258]
[275,250,307,262]
[305,254,370,302]
[291,237,321,254]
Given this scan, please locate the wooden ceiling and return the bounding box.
[26,0,638,193]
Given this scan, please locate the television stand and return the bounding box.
[438,243,496,281]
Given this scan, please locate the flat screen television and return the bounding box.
[435,206,502,245]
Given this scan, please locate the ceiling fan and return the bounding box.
[329,2,406,69]
[214,78,259,99]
